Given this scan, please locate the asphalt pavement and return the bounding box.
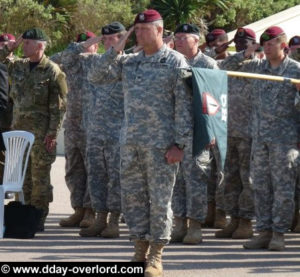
[0,156,299,277]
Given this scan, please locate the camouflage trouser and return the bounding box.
[120,144,178,244]
[294,151,300,209]
[23,138,56,221]
[223,136,254,219]
[208,146,225,210]
[172,142,210,222]
[251,141,298,233]
[64,127,90,209]
[86,136,121,213]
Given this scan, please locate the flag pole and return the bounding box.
[226,70,300,84]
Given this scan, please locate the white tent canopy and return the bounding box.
[227,5,300,43]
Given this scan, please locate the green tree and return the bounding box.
[211,0,300,31]
[0,0,67,54]
[149,0,229,30]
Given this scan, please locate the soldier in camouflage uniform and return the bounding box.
[224,26,300,251]
[0,28,67,231]
[171,23,218,244]
[215,28,257,240]
[82,10,191,277]
[51,31,98,228]
[288,36,300,233]
[65,22,126,239]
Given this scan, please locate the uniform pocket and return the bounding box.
[33,79,49,105]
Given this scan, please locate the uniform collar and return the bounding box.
[138,43,167,62]
[263,55,290,75]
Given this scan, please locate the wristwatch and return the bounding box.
[174,143,185,150]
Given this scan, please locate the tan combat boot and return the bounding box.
[214,209,227,229]
[215,216,239,238]
[203,201,216,228]
[145,243,164,277]
[79,211,108,237]
[232,218,253,239]
[79,208,95,228]
[268,232,285,251]
[131,240,149,262]
[101,212,120,238]
[243,230,272,249]
[59,207,85,227]
[170,217,187,243]
[183,218,202,244]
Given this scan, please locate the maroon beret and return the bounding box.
[205,29,226,44]
[289,36,300,48]
[234,27,256,40]
[0,33,16,42]
[134,9,162,25]
[76,31,96,42]
[260,26,285,45]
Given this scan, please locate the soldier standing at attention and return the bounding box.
[224,26,300,251]
[71,22,126,239]
[0,28,67,231]
[215,28,257,240]
[82,10,191,277]
[171,23,218,244]
[51,31,97,229]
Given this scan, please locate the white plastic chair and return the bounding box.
[0,131,35,238]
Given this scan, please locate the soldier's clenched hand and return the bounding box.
[165,145,184,164]
[44,135,56,153]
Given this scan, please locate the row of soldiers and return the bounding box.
[1,8,300,277]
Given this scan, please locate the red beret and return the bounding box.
[205,29,226,44]
[211,29,226,37]
[76,31,96,42]
[234,27,256,40]
[134,9,162,25]
[0,33,16,42]
[289,36,300,48]
[260,26,285,45]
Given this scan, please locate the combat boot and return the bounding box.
[59,207,85,227]
[268,232,285,251]
[101,212,120,238]
[79,211,107,237]
[215,216,239,238]
[232,218,253,239]
[243,230,272,249]
[145,243,164,277]
[131,240,149,262]
[79,208,95,228]
[183,218,202,244]
[170,217,187,243]
[203,201,215,228]
[293,214,300,233]
[214,209,227,229]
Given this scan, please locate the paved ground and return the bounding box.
[1,156,300,276]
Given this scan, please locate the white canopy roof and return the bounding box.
[227,5,300,43]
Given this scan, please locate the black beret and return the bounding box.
[22,28,48,41]
[101,22,125,35]
[174,24,200,36]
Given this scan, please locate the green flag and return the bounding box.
[192,68,228,169]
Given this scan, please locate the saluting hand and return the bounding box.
[82,35,103,49]
[7,35,22,52]
[244,43,261,58]
[44,135,56,153]
[114,26,134,53]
